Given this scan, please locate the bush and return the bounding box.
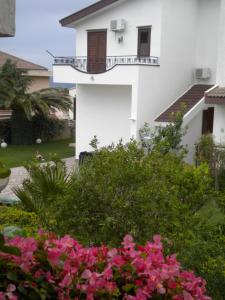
[0,206,39,236]
[15,160,73,230]
[0,162,11,179]
[11,109,33,145]
[54,142,212,245]
[1,115,66,145]
[32,115,65,142]
[0,233,211,299]
[0,120,11,144]
[196,134,225,191]
[15,131,225,298]
[195,134,214,164]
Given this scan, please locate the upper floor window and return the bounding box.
[138,27,151,57]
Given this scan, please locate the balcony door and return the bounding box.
[87,30,107,74]
[202,107,214,135]
[138,27,151,57]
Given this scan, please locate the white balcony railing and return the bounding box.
[54,55,160,74]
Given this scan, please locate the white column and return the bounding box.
[216,0,225,86]
[129,84,139,139]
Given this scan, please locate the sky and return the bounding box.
[0,0,97,69]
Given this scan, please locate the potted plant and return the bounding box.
[0,162,11,193]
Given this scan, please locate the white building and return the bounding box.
[53,0,225,162]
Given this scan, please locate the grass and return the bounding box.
[0,139,75,168]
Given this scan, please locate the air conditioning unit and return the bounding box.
[110,19,126,32]
[195,68,211,79]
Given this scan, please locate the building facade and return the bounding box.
[0,0,15,37]
[0,51,51,93]
[53,0,225,162]
[0,51,51,120]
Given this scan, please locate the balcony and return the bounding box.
[54,55,160,74]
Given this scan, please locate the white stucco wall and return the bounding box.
[213,105,225,144]
[217,0,225,85]
[195,0,220,85]
[53,64,139,86]
[182,111,203,164]
[76,84,131,158]
[74,0,162,58]
[137,0,199,132]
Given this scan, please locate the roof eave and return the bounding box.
[60,0,120,27]
[205,96,225,104]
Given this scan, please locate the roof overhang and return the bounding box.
[26,70,52,78]
[60,0,121,27]
[183,85,217,126]
[155,85,215,124]
[0,51,48,71]
[205,86,225,104]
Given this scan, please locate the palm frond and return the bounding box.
[0,61,72,120]
[15,161,73,216]
[38,88,72,113]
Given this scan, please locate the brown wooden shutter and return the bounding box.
[87,31,107,74]
[202,107,214,135]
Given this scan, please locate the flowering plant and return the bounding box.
[0,232,211,300]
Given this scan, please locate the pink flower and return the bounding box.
[122,234,135,249]
[60,273,73,288]
[81,269,92,280]
[0,233,211,300]
[107,248,117,258]
[3,236,37,272]
[0,293,5,300]
[47,247,63,266]
[6,285,16,293]
[103,267,113,280]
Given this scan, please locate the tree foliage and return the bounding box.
[0,60,72,144]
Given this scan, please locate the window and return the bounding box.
[138,27,151,57]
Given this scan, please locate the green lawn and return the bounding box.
[0,139,75,168]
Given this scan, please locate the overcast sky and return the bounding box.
[0,0,97,69]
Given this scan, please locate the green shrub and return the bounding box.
[195,134,214,164]
[14,126,225,298]
[15,160,73,230]
[11,109,33,145]
[54,142,212,246]
[0,120,11,144]
[0,206,39,236]
[32,115,65,142]
[0,162,11,179]
[196,134,225,191]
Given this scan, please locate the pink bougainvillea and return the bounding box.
[0,233,211,300]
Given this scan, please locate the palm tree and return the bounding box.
[0,60,72,144]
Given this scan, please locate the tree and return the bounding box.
[0,60,72,144]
